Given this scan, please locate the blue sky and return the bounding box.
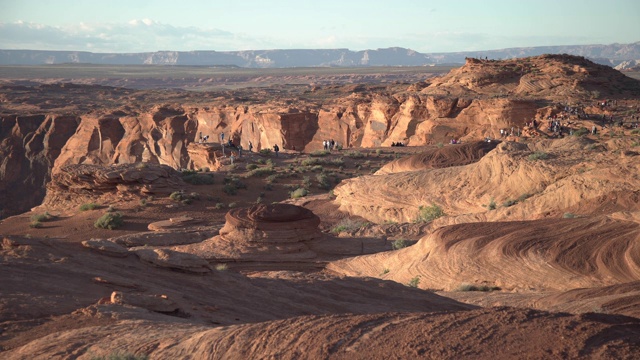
[1,0,638,53]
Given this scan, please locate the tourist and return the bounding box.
[273,144,280,157]
[248,141,253,152]
[238,145,243,157]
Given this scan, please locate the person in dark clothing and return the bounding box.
[273,144,280,157]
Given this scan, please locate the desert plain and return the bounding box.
[1,55,640,359]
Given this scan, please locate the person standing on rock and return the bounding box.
[248,141,253,152]
[221,132,225,143]
[273,144,280,157]
[238,144,243,158]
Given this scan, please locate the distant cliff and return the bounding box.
[1,42,639,67]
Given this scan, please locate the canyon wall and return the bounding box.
[0,95,538,218]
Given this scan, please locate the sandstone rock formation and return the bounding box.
[176,204,322,261]
[2,55,639,218]
[81,239,129,258]
[334,137,640,224]
[43,163,185,207]
[328,215,640,292]
[376,140,500,174]
[134,248,211,273]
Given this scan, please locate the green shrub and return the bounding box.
[182,173,214,185]
[94,212,124,230]
[517,193,532,202]
[436,142,444,148]
[375,149,383,155]
[169,191,183,201]
[311,165,324,172]
[90,352,148,360]
[301,158,320,166]
[407,276,421,288]
[29,220,42,228]
[344,150,365,159]
[228,202,237,208]
[316,173,332,190]
[215,202,225,209]
[331,218,366,234]
[528,151,549,161]
[259,148,272,156]
[215,263,228,271]
[246,166,275,177]
[502,199,517,207]
[331,158,345,166]
[245,163,258,170]
[415,203,445,223]
[79,203,99,211]
[223,184,238,195]
[563,212,577,218]
[310,150,330,157]
[106,205,116,213]
[631,129,640,135]
[290,188,308,199]
[572,127,589,136]
[392,239,408,250]
[302,176,312,188]
[487,198,497,210]
[456,283,501,292]
[30,211,53,222]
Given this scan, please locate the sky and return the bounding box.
[1,0,639,53]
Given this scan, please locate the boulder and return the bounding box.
[82,238,129,257]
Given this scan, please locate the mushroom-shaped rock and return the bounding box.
[174,204,321,261]
[82,238,129,257]
[135,248,211,273]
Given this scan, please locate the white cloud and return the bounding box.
[0,20,271,52]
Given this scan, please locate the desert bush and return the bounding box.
[30,211,53,222]
[169,191,183,201]
[311,165,324,172]
[302,176,312,188]
[135,162,148,169]
[29,220,42,228]
[517,193,532,202]
[486,198,497,210]
[381,268,390,275]
[528,151,549,161]
[106,205,116,213]
[290,187,308,199]
[415,203,445,223]
[572,127,589,136]
[215,202,225,209]
[392,239,408,250]
[90,352,148,360]
[228,202,237,208]
[246,166,275,178]
[316,173,332,190]
[331,218,366,234]
[310,150,330,157]
[436,142,444,148]
[344,150,365,159]
[139,198,147,207]
[223,184,238,195]
[456,283,501,292]
[259,148,272,156]
[301,158,320,166]
[407,276,421,288]
[215,263,228,271]
[94,212,124,230]
[502,199,517,207]
[375,149,382,156]
[563,212,577,218]
[256,158,266,165]
[183,173,214,185]
[631,129,640,135]
[331,158,345,166]
[245,163,258,170]
[79,203,99,211]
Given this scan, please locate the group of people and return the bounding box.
[322,139,338,151]
[499,127,520,138]
[390,142,405,147]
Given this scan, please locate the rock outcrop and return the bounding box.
[135,248,211,273]
[43,163,185,207]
